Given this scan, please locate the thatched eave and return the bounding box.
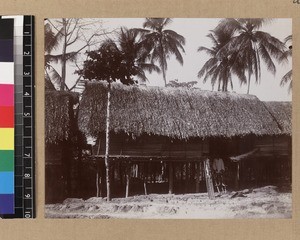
[78,82,289,140]
[45,90,78,144]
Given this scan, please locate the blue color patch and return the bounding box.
[0,194,14,214]
[0,172,14,194]
[0,39,13,62]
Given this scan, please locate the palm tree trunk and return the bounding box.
[247,71,251,94]
[159,39,167,87]
[60,18,67,91]
[162,68,167,87]
[105,81,111,201]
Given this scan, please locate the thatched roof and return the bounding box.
[78,82,290,140]
[45,90,78,144]
[264,101,292,136]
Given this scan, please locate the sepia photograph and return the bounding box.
[45,18,292,219]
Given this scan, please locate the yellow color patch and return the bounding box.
[0,128,14,150]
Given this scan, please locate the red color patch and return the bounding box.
[0,84,14,106]
[0,106,14,127]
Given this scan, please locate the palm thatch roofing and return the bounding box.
[264,101,292,136]
[45,90,78,144]
[78,82,291,140]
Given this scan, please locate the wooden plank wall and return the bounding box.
[254,136,291,157]
[92,133,209,160]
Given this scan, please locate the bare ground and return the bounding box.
[45,185,291,219]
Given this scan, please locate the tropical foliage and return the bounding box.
[280,35,292,93]
[134,18,186,86]
[198,18,287,93]
[44,18,108,91]
[78,28,160,84]
[197,28,246,91]
[166,79,198,89]
[117,27,161,83]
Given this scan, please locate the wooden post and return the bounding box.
[204,158,215,200]
[180,163,184,191]
[125,161,131,198]
[235,162,240,190]
[195,162,201,193]
[184,163,189,193]
[168,162,174,194]
[95,138,102,197]
[119,162,123,186]
[77,145,83,196]
[143,162,148,195]
[104,82,111,201]
[96,171,100,197]
[96,163,103,197]
[111,162,115,193]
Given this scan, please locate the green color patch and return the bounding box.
[0,150,14,172]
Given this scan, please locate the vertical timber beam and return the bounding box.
[105,82,111,201]
[195,162,201,193]
[168,161,174,194]
[125,161,131,198]
[204,158,215,200]
[143,162,148,195]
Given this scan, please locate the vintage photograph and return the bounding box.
[45,18,292,219]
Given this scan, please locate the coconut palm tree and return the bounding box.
[44,22,63,90]
[134,18,185,86]
[118,27,160,83]
[280,35,292,93]
[44,21,77,91]
[45,18,109,91]
[198,28,246,91]
[216,18,286,94]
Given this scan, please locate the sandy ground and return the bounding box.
[45,186,291,219]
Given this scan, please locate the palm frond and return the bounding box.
[197,46,215,56]
[197,58,218,78]
[280,69,292,93]
[140,18,185,85]
[163,29,186,45]
[258,44,276,75]
[139,63,161,74]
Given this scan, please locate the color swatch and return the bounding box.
[0,15,35,219]
[0,18,15,214]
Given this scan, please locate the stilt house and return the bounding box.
[76,82,291,198]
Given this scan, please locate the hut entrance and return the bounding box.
[208,136,256,191]
[208,135,291,191]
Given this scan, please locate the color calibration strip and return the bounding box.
[0,16,35,219]
[0,18,15,215]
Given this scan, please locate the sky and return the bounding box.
[54,18,292,101]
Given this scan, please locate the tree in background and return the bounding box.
[118,27,160,83]
[199,19,287,93]
[279,35,292,93]
[216,18,286,94]
[134,18,186,86]
[166,79,198,89]
[77,32,158,200]
[44,18,111,91]
[197,28,246,91]
[45,22,62,90]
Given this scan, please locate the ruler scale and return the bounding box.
[0,15,35,219]
[23,15,35,219]
[0,18,15,215]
